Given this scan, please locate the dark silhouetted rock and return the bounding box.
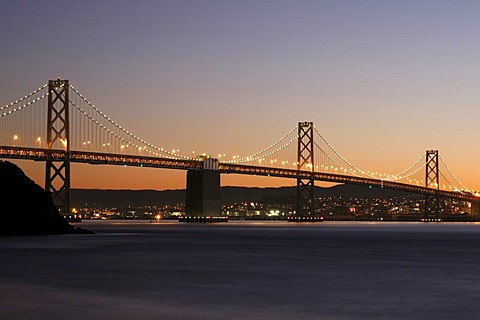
[0,161,93,235]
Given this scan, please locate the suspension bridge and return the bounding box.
[1,79,479,220]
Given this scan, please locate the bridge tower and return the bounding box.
[296,121,315,217]
[45,79,71,215]
[424,150,440,220]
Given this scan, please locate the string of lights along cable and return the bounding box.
[0,80,477,200]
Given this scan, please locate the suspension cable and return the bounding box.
[223,135,298,164]
[439,155,470,192]
[0,93,49,119]
[224,125,298,163]
[314,125,432,182]
[69,86,192,160]
[313,126,373,176]
[391,153,425,177]
[70,100,186,159]
[0,84,47,112]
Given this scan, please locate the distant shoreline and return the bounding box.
[74,216,480,223]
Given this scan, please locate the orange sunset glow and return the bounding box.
[2,1,480,192]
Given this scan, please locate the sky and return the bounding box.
[1,0,480,190]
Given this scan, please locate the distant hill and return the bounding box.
[71,184,414,208]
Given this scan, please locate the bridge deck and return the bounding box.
[0,146,477,202]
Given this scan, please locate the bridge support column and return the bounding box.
[45,79,71,216]
[183,157,224,222]
[471,201,480,217]
[424,150,440,221]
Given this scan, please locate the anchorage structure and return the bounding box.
[45,79,71,214]
[425,150,440,219]
[296,121,315,216]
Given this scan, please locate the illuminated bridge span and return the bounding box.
[0,79,478,219]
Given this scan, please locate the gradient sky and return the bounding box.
[1,0,480,190]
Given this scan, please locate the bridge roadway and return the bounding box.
[0,146,477,203]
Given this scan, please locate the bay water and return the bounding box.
[1,220,480,319]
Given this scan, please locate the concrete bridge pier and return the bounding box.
[471,201,480,217]
[182,157,224,222]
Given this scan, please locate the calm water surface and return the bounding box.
[1,220,480,320]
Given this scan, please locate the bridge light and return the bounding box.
[13,135,18,146]
[60,138,67,150]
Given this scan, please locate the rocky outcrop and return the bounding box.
[0,161,92,235]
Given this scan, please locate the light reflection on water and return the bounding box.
[1,220,480,320]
